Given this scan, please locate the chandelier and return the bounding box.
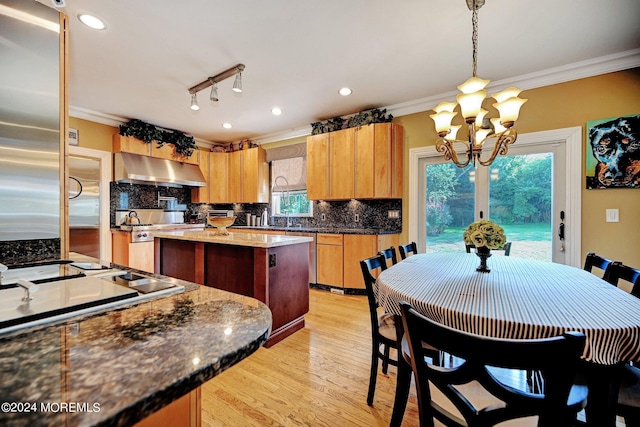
[430,0,527,168]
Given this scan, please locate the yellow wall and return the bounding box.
[69,117,117,152]
[265,68,640,266]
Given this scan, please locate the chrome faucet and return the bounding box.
[17,279,39,301]
[272,175,291,227]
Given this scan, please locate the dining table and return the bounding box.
[376,252,640,427]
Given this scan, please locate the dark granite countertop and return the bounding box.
[230,225,400,235]
[0,272,271,427]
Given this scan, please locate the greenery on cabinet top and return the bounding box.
[119,119,197,157]
[310,108,393,135]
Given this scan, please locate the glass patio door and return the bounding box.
[420,141,566,263]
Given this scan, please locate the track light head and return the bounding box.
[190,93,199,110]
[232,72,242,93]
[210,82,218,102]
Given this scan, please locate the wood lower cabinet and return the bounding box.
[317,232,399,290]
[112,231,154,273]
[134,387,200,427]
[317,234,344,287]
[343,234,377,289]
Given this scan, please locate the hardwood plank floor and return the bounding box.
[202,289,626,427]
[203,289,415,426]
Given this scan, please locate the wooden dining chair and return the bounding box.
[607,262,640,298]
[378,246,398,268]
[466,242,512,256]
[617,363,640,426]
[360,254,396,406]
[398,242,418,260]
[583,252,616,284]
[399,301,588,427]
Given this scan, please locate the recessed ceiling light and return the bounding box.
[78,14,106,30]
[339,87,352,96]
[222,123,232,129]
[271,107,282,116]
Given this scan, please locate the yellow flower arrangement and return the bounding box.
[463,220,507,250]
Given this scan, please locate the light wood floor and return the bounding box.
[202,289,417,426]
[202,289,626,427]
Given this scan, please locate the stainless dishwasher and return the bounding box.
[285,231,317,285]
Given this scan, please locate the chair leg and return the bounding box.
[382,343,390,374]
[367,339,380,406]
[390,355,412,427]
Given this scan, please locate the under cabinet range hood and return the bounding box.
[114,152,206,188]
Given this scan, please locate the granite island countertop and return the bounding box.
[0,274,272,427]
[152,229,313,247]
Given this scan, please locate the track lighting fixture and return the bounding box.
[188,64,244,108]
[232,72,242,93]
[209,80,218,102]
[190,93,199,111]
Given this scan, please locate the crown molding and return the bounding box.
[68,106,216,149]
[71,49,640,146]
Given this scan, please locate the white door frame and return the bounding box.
[408,127,582,267]
[68,146,112,263]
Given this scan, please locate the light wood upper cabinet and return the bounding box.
[228,150,243,202]
[152,143,199,165]
[307,123,402,200]
[113,135,151,156]
[197,147,268,204]
[191,149,210,203]
[355,123,403,199]
[242,147,269,203]
[113,134,199,164]
[306,133,330,200]
[330,128,355,200]
[209,152,229,203]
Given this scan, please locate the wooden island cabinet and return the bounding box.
[153,230,312,347]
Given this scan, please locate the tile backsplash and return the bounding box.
[111,182,402,231]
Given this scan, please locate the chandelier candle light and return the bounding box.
[430,0,527,168]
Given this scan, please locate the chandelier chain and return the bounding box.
[471,2,478,77]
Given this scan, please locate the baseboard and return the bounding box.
[310,283,367,296]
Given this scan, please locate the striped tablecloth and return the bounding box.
[377,253,640,365]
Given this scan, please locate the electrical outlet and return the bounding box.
[321,213,326,221]
[354,213,360,222]
[388,210,400,219]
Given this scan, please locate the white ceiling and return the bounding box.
[46,0,640,145]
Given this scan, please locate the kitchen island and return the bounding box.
[0,273,271,427]
[153,230,312,347]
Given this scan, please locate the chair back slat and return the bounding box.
[400,301,588,427]
[607,262,640,298]
[378,246,398,268]
[399,242,418,260]
[584,252,616,284]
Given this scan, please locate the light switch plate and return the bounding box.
[606,209,619,223]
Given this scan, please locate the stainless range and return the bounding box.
[116,209,204,242]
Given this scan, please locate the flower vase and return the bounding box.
[475,246,492,273]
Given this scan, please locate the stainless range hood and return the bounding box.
[114,152,206,188]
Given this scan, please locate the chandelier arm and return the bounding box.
[436,139,472,168]
[476,128,518,167]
